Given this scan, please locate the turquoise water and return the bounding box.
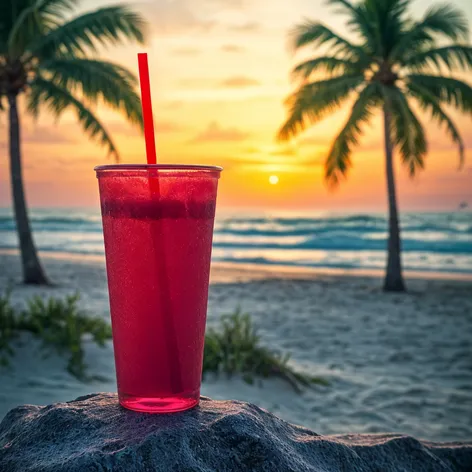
[0,208,471,274]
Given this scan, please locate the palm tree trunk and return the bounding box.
[383,103,405,292]
[8,93,50,285]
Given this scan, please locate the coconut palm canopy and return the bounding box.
[278,0,471,290]
[0,0,145,157]
[0,0,146,284]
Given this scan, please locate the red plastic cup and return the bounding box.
[95,164,222,413]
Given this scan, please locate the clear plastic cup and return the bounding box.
[95,164,222,413]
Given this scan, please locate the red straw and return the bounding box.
[137,53,157,164]
[136,53,183,395]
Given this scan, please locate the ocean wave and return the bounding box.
[2,236,470,257]
[0,216,103,233]
[211,250,472,273]
[212,256,472,273]
[212,255,360,270]
[1,213,469,234]
[1,210,471,274]
[223,214,385,225]
[214,223,472,238]
[212,235,472,254]
[0,215,100,224]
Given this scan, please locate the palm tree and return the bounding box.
[278,0,471,292]
[0,0,145,284]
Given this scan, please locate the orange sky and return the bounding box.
[1,0,471,211]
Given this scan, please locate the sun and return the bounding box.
[269,175,279,185]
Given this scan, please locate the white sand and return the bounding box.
[0,252,471,442]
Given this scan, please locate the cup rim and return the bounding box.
[94,164,223,172]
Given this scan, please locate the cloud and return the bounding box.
[171,47,201,56]
[20,154,102,171]
[434,172,472,183]
[220,76,260,88]
[207,0,246,7]
[142,0,253,36]
[357,133,472,154]
[162,100,183,110]
[219,145,324,166]
[270,146,297,157]
[156,122,183,133]
[241,146,259,154]
[428,135,472,151]
[221,44,245,53]
[107,121,182,136]
[179,78,214,89]
[302,154,326,166]
[190,122,249,143]
[178,76,261,89]
[22,126,76,145]
[299,136,319,145]
[143,0,215,35]
[299,134,335,147]
[228,22,260,32]
[118,1,261,37]
[221,154,324,173]
[102,122,136,135]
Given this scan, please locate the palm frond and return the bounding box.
[390,3,469,61]
[8,4,41,57]
[326,0,377,48]
[420,3,469,40]
[26,5,146,59]
[291,21,370,64]
[291,56,361,82]
[37,0,76,23]
[407,81,464,168]
[27,77,119,159]
[7,0,76,57]
[32,0,76,29]
[404,45,472,72]
[325,83,381,187]
[40,58,143,127]
[363,0,410,58]
[383,86,427,177]
[278,74,365,141]
[407,74,472,115]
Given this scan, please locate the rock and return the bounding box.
[0,393,471,472]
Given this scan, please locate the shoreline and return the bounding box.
[2,248,472,284]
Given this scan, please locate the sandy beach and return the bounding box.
[0,251,471,442]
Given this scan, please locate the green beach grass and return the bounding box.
[0,291,326,391]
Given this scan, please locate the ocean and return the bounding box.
[0,208,471,274]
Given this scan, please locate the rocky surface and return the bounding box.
[0,393,471,471]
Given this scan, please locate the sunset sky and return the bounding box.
[1,0,471,211]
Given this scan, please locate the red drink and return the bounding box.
[95,165,221,413]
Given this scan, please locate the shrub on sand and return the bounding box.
[0,290,16,367]
[1,292,327,392]
[204,309,328,392]
[0,291,111,380]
